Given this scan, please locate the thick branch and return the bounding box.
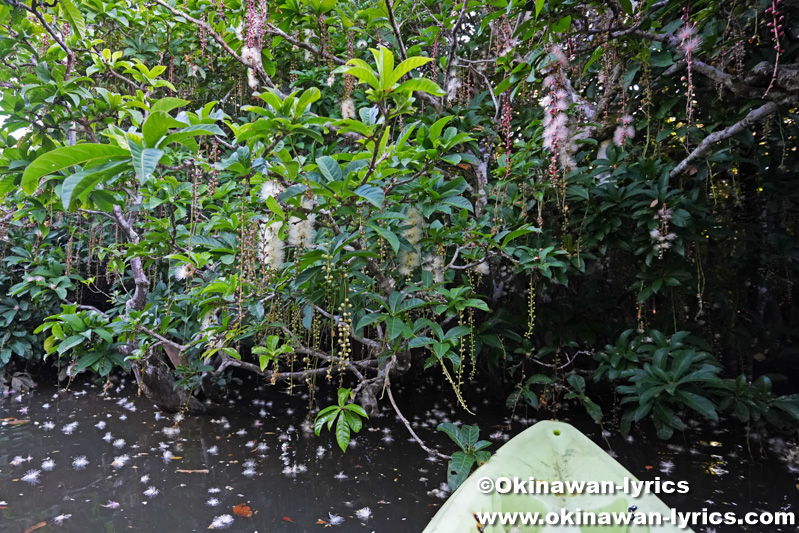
[113,204,149,312]
[264,23,346,66]
[669,101,780,179]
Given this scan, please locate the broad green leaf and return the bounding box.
[128,141,163,184]
[447,451,477,491]
[60,0,86,40]
[22,144,130,194]
[142,111,186,148]
[57,334,85,355]
[354,185,384,208]
[367,223,400,254]
[160,124,225,149]
[344,66,379,90]
[387,56,433,87]
[395,78,446,97]
[316,155,342,182]
[151,97,190,113]
[297,87,321,111]
[60,160,128,210]
[675,390,718,422]
[335,411,351,452]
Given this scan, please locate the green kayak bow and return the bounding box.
[423,421,693,532]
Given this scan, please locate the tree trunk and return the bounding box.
[130,347,206,414]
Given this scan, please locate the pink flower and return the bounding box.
[551,45,568,67]
[676,24,695,42]
[680,37,702,54]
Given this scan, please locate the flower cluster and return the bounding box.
[676,21,701,123]
[613,115,635,147]
[651,204,676,256]
[288,199,316,249]
[422,254,445,283]
[340,98,356,119]
[397,207,424,276]
[541,45,575,172]
[258,221,284,270]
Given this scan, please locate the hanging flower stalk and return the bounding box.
[764,0,784,96]
[541,45,575,177]
[676,21,701,124]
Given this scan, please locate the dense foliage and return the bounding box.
[1,0,798,454]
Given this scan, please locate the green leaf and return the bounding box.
[344,403,368,418]
[335,412,351,452]
[60,160,128,211]
[128,141,163,184]
[57,334,85,355]
[386,316,405,340]
[447,451,476,491]
[151,97,191,113]
[437,422,465,449]
[142,111,185,148]
[337,387,351,406]
[60,0,86,40]
[675,390,719,422]
[355,313,383,331]
[387,56,433,87]
[344,66,380,90]
[354,185,384,208]
[535,0,545,18]
[316,155,342,182]
[22,144,130,194]
[367,223,400,254]
[265,196,285,219]
[394,78,446,97]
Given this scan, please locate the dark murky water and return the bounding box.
[1,375,797,532]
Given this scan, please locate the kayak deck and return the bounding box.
[423,421,693,532]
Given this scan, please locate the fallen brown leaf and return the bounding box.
[23,521,47,533]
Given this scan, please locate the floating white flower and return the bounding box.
[210,514,234,529]
[72,456,88,470]
[53,514,72,525]
[21,469,41,485]
[356,507,372,520]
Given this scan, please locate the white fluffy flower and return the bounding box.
[340,98,356,119]
[258,221,285,270]
[241,45,261,68]
[174,264,191,281]
[247,68,259,90]
[210,514,234,529]
[259,180,282,203]
[288,200,316,249]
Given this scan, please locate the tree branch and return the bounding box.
[386,377,450,460]
[152,0,278,90]
[670,101,782,179]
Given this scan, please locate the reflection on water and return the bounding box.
[1,375,797,532]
